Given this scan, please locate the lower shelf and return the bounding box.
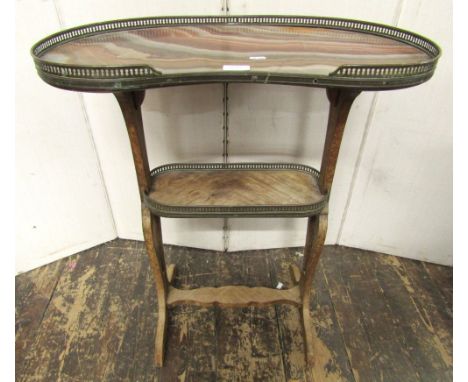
[143,163,327,217]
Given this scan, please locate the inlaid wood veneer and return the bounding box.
[150,169,322,206]
[143,163,327,218]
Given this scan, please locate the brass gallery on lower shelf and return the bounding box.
[144,162,328,218]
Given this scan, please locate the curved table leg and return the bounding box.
[142,206,168,367]
[301,213,328,365]
[299,88,358,364]
[114,91,169,366]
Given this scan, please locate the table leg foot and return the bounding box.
[290,264,302,284]
[167,264,176,284]
[154,304,167,367]
[302,306,315,366]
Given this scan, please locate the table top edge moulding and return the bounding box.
[31,15,441,92]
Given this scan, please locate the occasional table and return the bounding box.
[31,15,440,367]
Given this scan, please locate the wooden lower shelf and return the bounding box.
[143,163,327,217]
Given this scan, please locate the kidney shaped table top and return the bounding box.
[32,15,440,92]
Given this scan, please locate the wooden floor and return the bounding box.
[16,239,452,382]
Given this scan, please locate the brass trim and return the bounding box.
[143,162,328,218]
[31,15,441,91]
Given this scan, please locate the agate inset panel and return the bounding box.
[41,25,431,76]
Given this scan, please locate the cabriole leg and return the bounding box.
[115,91,169,366]
[142,207,168,366]
[298,88,359,364]
[301,213,328,365]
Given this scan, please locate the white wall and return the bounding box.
[16,0,452,273]
[338,0,453,265]
[15,0,117,274]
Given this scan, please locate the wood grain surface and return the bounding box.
[167,285,301,307]
[114,91,149,199]
[149,169,324,207]
[16,239,452,381]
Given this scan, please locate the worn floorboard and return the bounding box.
[268,248,355,382]
[15,257,67,377]
[160,246,218,382]
[16,239,452,382]
[215,250,285,382]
